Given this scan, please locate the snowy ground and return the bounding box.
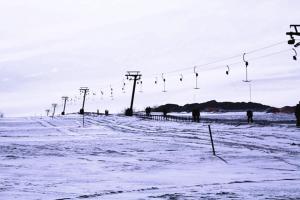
[0,114,300,200]
[160,112,296,124]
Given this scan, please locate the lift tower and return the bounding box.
[125,71,142,116]
[61,96,69,115]
[286,25,300,47]
[79,87,89,115]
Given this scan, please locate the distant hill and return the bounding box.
[152,100,295,113]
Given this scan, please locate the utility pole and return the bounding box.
[61,96,69,115]
[79,87,89,114]
[125,71,142,116]
[51,103,57,118]
[45,109,50,117]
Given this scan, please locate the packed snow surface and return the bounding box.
[0,114,299,199]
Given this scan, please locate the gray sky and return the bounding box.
[0,0,299,116]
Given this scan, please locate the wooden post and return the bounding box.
[208,125,216,156]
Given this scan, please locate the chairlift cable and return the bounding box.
[67,41,291,101]
[150,40,286,76]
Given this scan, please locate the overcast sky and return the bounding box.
[0,0,299,116]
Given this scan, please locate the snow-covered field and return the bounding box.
[164,112,296,123]
[0,114,300,199]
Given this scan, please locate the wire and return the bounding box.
[250,48,292,61]
[149,48,293,78]
[159,53,243,75]
[59,40,292,102]
[92,46,292,101]
[246,41,286,54]
[199,48,292,73]
[151,40,287,76]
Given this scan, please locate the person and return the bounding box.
[192,109,200,122]
[247,110,253,123]
[145,107,151,116]
[295,101,300,127]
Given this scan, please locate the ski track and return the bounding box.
[0,114,300,200]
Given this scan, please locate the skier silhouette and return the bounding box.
[247,110,253,123]
[192,109,200,122]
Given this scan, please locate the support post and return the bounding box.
[61,96,69,115]
[125,71,142,116]
[52,103,57,119]
[79,87,89,114]
[286,25,300,46]
[130,78,137,112]
[208,125,216,156]
[45,109,50,117]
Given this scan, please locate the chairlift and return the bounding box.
[293,48,297,61]
[161,73,166,92]
[288,35,295,45]
[194,66,199,89]
[180,74,183,82]
[110,85,114,100]
[139,81,143,92]
[100,90,104,99]
[122,79,126,93]
[154,77,158,84]
[226,65,230,75]
[243,53,251,82]
[286,25,300,45]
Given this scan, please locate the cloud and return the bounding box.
[0,0,300,116]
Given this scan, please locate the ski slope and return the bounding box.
[0,114,299,199]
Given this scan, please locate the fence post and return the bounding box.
[208,125,216,156]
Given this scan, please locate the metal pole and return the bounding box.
[52,107,56,118]
[130,77,137,113]
[63,99,66,113]
[246,66,248,82]
[79,87,89,114]
[125,71,141,116]
[62,96,68,115]
[52,104,57,119]
[208,125,216,156]
[82,90,87,111]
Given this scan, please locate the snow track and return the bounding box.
[0,114,299,199]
